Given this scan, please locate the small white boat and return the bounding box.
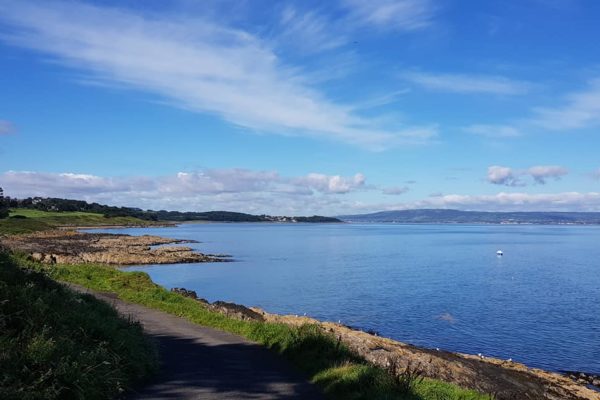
[496,250,504,256]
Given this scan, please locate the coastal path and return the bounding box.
[70,284,324,400]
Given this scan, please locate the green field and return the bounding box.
[9,209,102,218]
[0,209,160,235]
[16,255,490,400]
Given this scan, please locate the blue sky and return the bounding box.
[1,0,600,214]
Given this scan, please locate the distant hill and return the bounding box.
[338,209,600,225]
[3,197,341,223]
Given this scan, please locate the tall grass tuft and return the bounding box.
[0,252,158,400]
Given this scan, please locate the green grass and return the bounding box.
[0,218,52,235]
[0,208,159,235]
[15,255,490,400]
[0,252,158,400]
[9,209,102,218]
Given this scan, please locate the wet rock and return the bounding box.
[564,371,600,389]
[171,287,198,299]
[209,301,265,322]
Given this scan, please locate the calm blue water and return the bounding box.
[87,223,600,374]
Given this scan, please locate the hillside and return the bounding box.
[2,197,341,224]
[0,208,160,235]
[338,209,600,225]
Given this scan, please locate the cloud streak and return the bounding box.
[382,186,410,195]
[402,71,531,95]
[464,124,521,138]
[342,0,436,31]
[0,1,436,149]
[532,78,600,130]
[468,77,600,138]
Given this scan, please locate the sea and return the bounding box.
[86,223,600,375]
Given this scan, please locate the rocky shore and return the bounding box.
[2,229,597,399]
[0,230,230,265]
[171,286,600,400]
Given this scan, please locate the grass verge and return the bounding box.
[0,252,158,400]
[13,254,490,400]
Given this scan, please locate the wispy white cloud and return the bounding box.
[403,71,531,95]
[0,1,435,149]
[382,186,409,195]
[0,120,15,135]
[464,124,521,138]
[532,78,600,130]
[487,165,568,186]
[276,6,347,54]
[470,77,600,137]
[342,0,436,31]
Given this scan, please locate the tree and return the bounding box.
[0,187,8,219]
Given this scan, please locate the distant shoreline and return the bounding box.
[339,209,600,225]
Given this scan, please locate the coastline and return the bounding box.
[171,286,600,400]
[0,229,230,265]
[2,228,598,399]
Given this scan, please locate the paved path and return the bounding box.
[71,285,323,400]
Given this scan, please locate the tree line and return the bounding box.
[0,187,8,219]
[0,190,340,223]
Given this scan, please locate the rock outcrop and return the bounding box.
[0,230,229,265]
[169,287,264,322]
[564,372,600,390]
